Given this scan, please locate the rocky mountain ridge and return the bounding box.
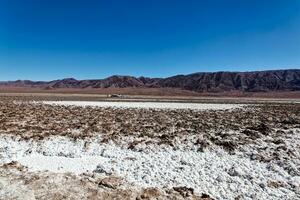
[1,69,299,92]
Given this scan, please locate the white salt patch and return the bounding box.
[18,155,104,174]
[0,135,298,200]
[41,101,243,110]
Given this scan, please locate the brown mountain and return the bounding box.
[156,69,300,92]
[0,69,299,92]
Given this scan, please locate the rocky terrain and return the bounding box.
[0,69,299,92]
[0,97,299,199]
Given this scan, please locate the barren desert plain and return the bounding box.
[0,92,299,200]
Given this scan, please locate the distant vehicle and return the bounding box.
[108,94,123,98]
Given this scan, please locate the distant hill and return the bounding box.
[1,69,299,92]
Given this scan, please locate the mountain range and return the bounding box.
[1,69,299,92]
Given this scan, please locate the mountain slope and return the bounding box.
[0,69,299,92]
[157,69,300,92]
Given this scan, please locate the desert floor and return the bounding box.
[0,94,299,200]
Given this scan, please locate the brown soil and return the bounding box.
[0,162,213,200]
[0,86,300,99]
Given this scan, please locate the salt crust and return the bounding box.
[0,135,298,200]
[41,101,244,110]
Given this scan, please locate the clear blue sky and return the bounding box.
[0,0,299,80]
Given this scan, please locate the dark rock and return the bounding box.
[215,140,237,153]
[248,123,271,135]
[201,193,212,198]
[173,186,194,197]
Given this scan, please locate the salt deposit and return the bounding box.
[41,101,243,110]
[0,135,298,200]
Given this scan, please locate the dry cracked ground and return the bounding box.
[0,96,299,200]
